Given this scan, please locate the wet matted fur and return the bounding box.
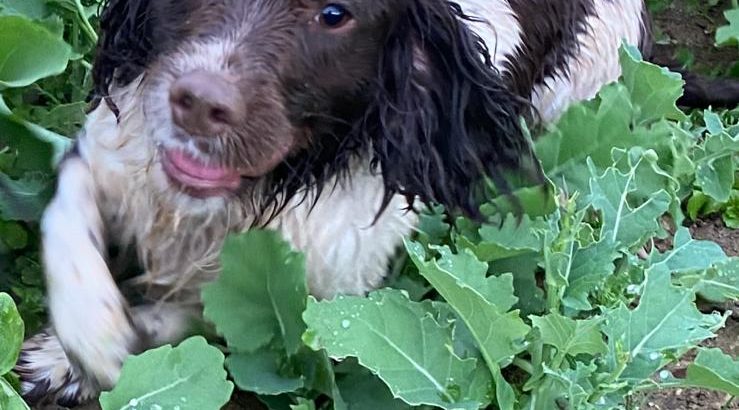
[18,0,659,406]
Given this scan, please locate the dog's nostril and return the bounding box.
[169,71,243,136]
[209,107,231,124]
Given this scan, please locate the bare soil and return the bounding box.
[650,0,738,75]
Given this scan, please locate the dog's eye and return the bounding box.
[319,4,352,29]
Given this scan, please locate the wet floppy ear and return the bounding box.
[365,0,541,217]
[93,0,155,98]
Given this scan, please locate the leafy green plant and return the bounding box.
[0,0,96,334]
[0,293,28,410]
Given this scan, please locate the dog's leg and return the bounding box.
[19,154,140,402]
[16,301,200,406]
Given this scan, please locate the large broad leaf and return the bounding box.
[619,44,686,123]
[0,96,72,169]
[0,172,54,222]
[202,230,309,356]
[693,132,739,203]
[407,243,530,410]
[303,289,487,410]
[0,15,72,89]
[461,213,548,262]
[226,350,304,396]
[684,348,739,396]
[648,227,737,303]
[647,227,727,272]
[530,314,607,359]
[98,337,233,410]
[0,293,23,375]
[716,8,739,47]
[585,161,671,249]
[561,238,619,311]
[526,362,598,410]
[335,361,411,410]
[602,266,723,383]
[676,258,739,304]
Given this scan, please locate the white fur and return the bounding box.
[529,0,646,121]
[459,0,522,69]
[457,0,646,122]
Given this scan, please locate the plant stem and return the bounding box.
[512,357,534,375]
[75,0,99,44]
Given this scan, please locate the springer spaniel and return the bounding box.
[15,0,727,406]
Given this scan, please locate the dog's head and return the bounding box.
[94,0,538,217]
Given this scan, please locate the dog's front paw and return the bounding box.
[15,329,99,407]
[48,291,142,391]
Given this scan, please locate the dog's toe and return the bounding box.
[15,329,99,407]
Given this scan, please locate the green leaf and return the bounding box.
[0,221,28,250]
[693,132,739,203]
[0,172,54,222]
[0,377,29,410]
[303,289,486,410]
[0,15,72,89]
[561,238,619,311]
[0,293,23,375]
[0,96,72,169]
[648,227,727,273]
[703,110,724,136]
[684,348,739,396]
[407,242,529,357]
[530,314,607,358]
[489,254,546,316]
[98,336,233,410]
[406,243,529,410]
[0,0,50,19]
[527,362,598,410]
[716,9,739,47]
[585,162,671,249]
[535,83,638,194]
[226,350,304,396]
[465,213,547,262]
[602,266,722,383]
[202,230,309,356]
[619,44,686,123]
[675,258,739,303]
[335,362,411,410]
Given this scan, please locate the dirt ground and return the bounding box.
[650,0,738,75]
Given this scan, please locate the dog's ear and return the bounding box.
[365,0,541,217]
[92,0,154,98]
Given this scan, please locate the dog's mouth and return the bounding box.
[161,149,243,197]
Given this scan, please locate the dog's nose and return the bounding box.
[169,71,242,136]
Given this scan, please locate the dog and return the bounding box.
[14,0,734,406]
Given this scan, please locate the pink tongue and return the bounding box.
[166,150,241,188]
